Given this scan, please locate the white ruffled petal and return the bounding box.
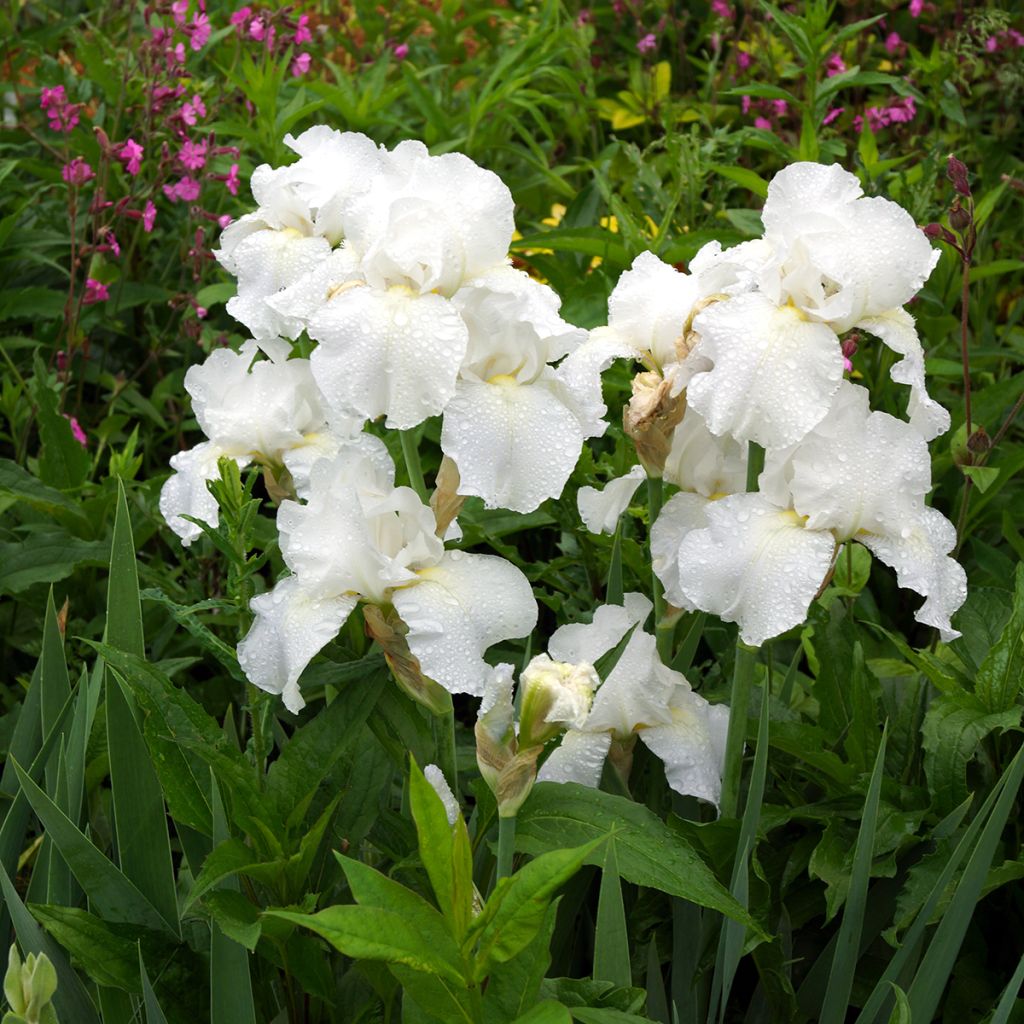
[557,330,640,432]
[440,374,588,513]
[585,627,679,737]
[686,293,844,449]
[309,286,468,429]
[859,507,967,641]
[454,266,585,381]
[650,492,713,608]
[856,309,950,441]
[159,443,243,545]
[547,593,652,666]
[395,551,538,697]
[223,229,333,341]
[577,465,646,534]
[761,162,864,241]
[778,381,932,540]
[677,493,837,646]
[537,729,612,788]
[639,689,729,806]
[605,251,699,370]
[663,406,747,497]
[238,577,358,713]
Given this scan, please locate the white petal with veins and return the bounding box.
[577,465,646,534]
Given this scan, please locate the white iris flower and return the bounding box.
[535,594,730,806]
[654,382,966,646]
[159,341,368,545]
[237,447,537,712]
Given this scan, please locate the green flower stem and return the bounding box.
[647,476,672,661]
[496,814,516,882]
[433,707,460,804]
[400,428,428,502]
[247,682,269,787]
[720,440,765,818]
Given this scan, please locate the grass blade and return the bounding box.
[819,727,889,1024]
[210,774,257,1024]
[990,951,1024,1024]
[906,744,1024,1022]
[10,756,172,933]
[710,677,771,1023]
[594,837,631,988]
[139,944,171,1024]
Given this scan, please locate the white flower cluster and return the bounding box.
[579,162,966,646]
[479,594,728,807]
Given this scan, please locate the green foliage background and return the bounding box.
[0,0,1023,1022]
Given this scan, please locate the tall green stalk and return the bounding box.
[718,442,765,818]
[401,428,428,502]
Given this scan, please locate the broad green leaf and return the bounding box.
[203,890,261,952]
[512,1001,573,1024]
[389,962,478,1024]
[820,731,888,1024]
[484,903,558,1024]
[470,839,603,978]
[268,904,467,985]
[183,840,257,912]
[0,870,100,1024]
[93,643,261,832]
[0,457,89,529]
[265,656,388,816]
[31,371,90,490]
[10,758,171,933]
[974,563,1024,712]
[28,904,173,993]
[709,164,769,199]
[0,529,108,594]
[510,227,629,265]
[408,759,471,937]
[516,784,756,930]
[593,839,630,989]
[921,694,1020,814]
[570,1010,654,1023]
[885,984,912,1024]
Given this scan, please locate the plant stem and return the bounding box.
[647,475,672,661]
[960,254,972,441]
[433,707,460,804]
[720,642,757,819]
[496,814,516,881]
[247,682,268,787]
[720,440,765,818]
[400,428,428,502]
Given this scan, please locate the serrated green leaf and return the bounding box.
[0,530,109,595]
[974,563,1024,712]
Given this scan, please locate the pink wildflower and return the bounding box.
[711,0,733,18]
[217,214,232,229]
[163,176,202,203]
[225,163,240,196]
[172,42,187,65]
[230,6,251,30]
[248,17,265,40]
[181,94,206,125]
[822,106,845,126]
[291,52,312,76]
[64,415,87,447]
[885,32,903,55]
[771,99,788,117]
[293,14,312,45]
[171,0,189,26]
[985,36,999,53]
[83,279,109,305]
[188,12,211,50]
[143,200,157,232]
[909,0,923,16]
[116,138,144,176]
[736,50,751,69]
[886,95,916,123]
[825,53,846,76]
[196,306,208,319]
[103,229,121,257]
[264,25,276,50]
[393,42,410,60]
[40,85,80,133]
[754,116,773,131]
[178,138,208,171]
[61,157,94,185]
[637,33,657,54]
[741,94,752,114]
